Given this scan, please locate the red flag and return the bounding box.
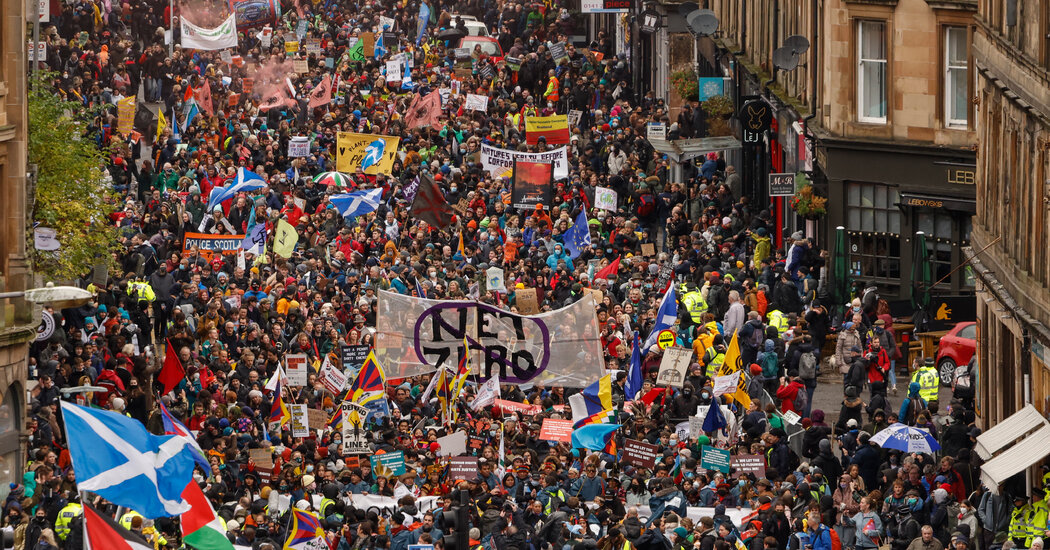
[594,256,620,281]
[257,85,289,111]
[308,74,333,109]
[194,81,213,116]
[83,502,154,550]
[638,387,666,406]
[158,339,185,396]
[410,173,454,228]
[404,91,441,129]
[183,85,194,104]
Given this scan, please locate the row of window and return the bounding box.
[857,22,969,128]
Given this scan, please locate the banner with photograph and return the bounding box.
[511,160,553,210]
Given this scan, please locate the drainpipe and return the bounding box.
[762,0,779,95]
[802,0,818,141]
[1022,328,1032,405]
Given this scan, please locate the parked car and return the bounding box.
[450,15,489,36]
[457,36,504,63]
[936,321,976,386]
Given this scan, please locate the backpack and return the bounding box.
[827,526,843,550]
[793,386,809,415]
[761,352,779,379]
[799,351,818,381]
[637,194,655,217]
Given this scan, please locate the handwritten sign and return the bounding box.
[515,288,539,314]
[289,404,309,437]
[285,354,309,387]
[538,418,573,443]
[622,439,659,469]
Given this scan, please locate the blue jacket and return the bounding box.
[807,525,834,550]
[570,475,605,502]
[390,527,414,550]
[647,488,687,526]
[546,245,574,271]
[851,444,881,489]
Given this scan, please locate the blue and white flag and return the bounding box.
[183,102,200,132]
[641,285,677,351]
[241,220,266,253]
[416,2,430,45]
[207,167,266,211]
[330,187,384,219]
[626,332,643,400]
[563,209,591,259]
[61,401,196,518]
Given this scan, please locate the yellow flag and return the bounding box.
[717,331,752,410]
[156,110,167,141]
[273,219,299,259]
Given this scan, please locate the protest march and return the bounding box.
[14,0,996,548]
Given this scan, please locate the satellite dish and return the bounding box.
[686,9,719,36]
[677,2,699,17]
[24,285,94,309]
[772,46,799,71]
[783,34,811,55]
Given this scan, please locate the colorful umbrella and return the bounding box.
[870,423,940,454]
[312,171,353,188]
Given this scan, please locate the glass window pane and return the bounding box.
[889,211,901,234]
[861,22,885,59]
[936,214,953,238]
[875,214,887,233]
[862,184,875,207]
[861,62,887,119]
[849,208,861,229]
[875,185,887,209]
[848,184,861,206]
[947,27,967,65]
[918,214,934,235]
[950,68,968,123]
[862,209,875,232]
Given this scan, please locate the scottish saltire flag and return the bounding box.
[626,332,643,400]
[158,401,210,472]
[61,401,196,518]
[701,401,728,433]
[285,508,326,549]
[208,167,267,211]
[641,285,677,351]
[416,2,430,45]
[348,350,385,405]
[330,187,384,219]
[183,102,200,132]
[563,209,591,259]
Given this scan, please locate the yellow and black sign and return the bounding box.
[657,329,677,350]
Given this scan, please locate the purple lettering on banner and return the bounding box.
[412,301,550,384]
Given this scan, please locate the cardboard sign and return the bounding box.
[341,402,370,454]
[220,49,233,64]
[290,404,309,437]
[594,187,617,212]
[730,454,767,478]
[293,59,309,73]
[288,136,310,157]
[515,288,539,314]
[371,451,406,477]
[362,33,375,57]
[320,361,347,395]
[640,242,656,256]
[307,408,328,430]
[341,345,370,369]
[242,78,254,95]
[656,347,692,387]
[464,94,489,112]
[305,37,322,54]
[567,109,582,128]
[182,232,248,261]
[548,41,568,62]
[622,439,659,469]
[448,456,479,482]
[700,445,731,474]
[249,448,274,467]
[285,40,299,53]
[435,430,468,456]
[538,418,573,443]
[712,371,740,397]
[285,354,309,386]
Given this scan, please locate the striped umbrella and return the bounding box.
[870,423,941,454]
[312,171,353,188]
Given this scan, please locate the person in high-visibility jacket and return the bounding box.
[911,358,940,404]
[703,343,726,378]
[681,286,707,326]
[55,500,83,542]
[1010,495,1033,549]
[543,70,559,103]
[1029,491,1050,547]
[127,279,156,302]
[767,309,789,336]
[119,510,142,531]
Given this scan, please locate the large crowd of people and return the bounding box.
[8,0,1020,549]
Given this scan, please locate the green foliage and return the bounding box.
[701,95,734,137]
[670,70,699,101]
[28,73,120,281]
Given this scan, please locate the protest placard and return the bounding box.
[656,347,691,387]
[293,59,309,73]
[539,419,573,443]
[289,404,308,437]
[595,187,617,212]
[464,94,489,112]
[288,136,310,157]
[320,361,347,394]
[700,445,731,473]
[515,288,539,314]
[341,402,370,454]
[340,345,370,369]
[285,354,308,386]
[640,243,656,256]
[712,371,740,396]
[731,454,767,478]
[622,439,659,469]
[371,451,406,477]
[448,456,478,482]
[307,409,327,430]
[435,431,468,456]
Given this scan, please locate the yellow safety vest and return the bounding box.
[1028,500,1049,545]
[1010,505,1031,541]
[120,510,142,531]
[768,310,788,336]
[55,503,82,541]
[912,367,939,402]
[543,488,565,515]
[128,281,156,302]
[705,351,725,378]
[682,291,706,324]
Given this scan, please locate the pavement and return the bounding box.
[809,369,954,427]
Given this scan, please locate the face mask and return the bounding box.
[738,480,746,487]
[840,483,849,488]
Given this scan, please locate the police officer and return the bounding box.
[767,309,789,336]
[1030,490,1050,547]
[680,283,706,328]
[54,494,82,543]
[703,342,726,379]
[1010,494,1032,548]
[911,357,940,405]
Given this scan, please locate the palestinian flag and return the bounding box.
[181,481,234,550]
[83,502,153,550]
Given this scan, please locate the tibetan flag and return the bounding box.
[327,406,343,431]
[285,508,326,550]
[158,340,186,396]
[570,423,620,452]
[268,369,290,431]
[348,350,385,405]
[434,367,453,426]
[181,481,234,550]
[525,114,570,145]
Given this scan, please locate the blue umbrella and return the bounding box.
[870,423,940,454]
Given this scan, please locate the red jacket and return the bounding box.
[775,381,805,413]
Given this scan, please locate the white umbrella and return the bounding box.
[870,423,941,454]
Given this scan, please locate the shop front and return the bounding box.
[816,136,976,301]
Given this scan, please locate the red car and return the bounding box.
[458,36,504,64]
[935,321,977,386]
